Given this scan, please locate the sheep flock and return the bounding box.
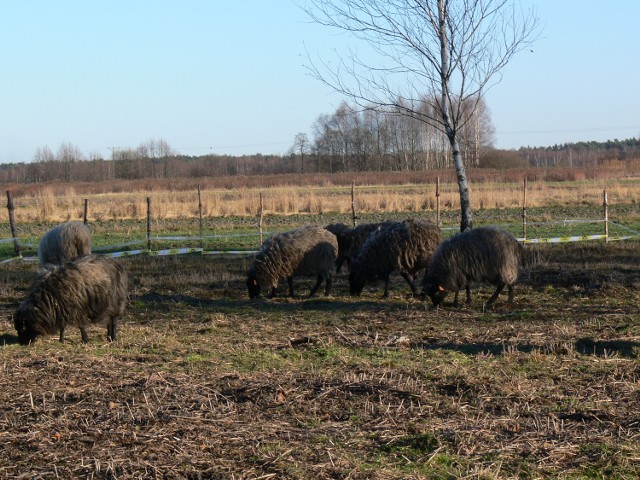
[13,219,529,345]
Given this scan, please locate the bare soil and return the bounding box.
[0,241,639,479]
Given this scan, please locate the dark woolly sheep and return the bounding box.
[422,226,523,308]
[325,222,351,237]
[38,221,92,266]
[349,219,441,297]
[246,225,338,299]
[325,222,353,273]
[327,221,396,273]
[14,254,128,345]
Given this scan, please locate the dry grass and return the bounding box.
[0,241,639,478]
[3,177,640,224]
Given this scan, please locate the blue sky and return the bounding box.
[1,1,638,164]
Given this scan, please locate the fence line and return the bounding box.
[3,220,638,265]
[3,182,640,265]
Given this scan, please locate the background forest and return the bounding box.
[1,100,639,186]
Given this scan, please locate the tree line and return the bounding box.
[0,117,638,185]
[298,99,495,173]
[518,137,640,168]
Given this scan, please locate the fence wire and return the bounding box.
[1,219,638,265]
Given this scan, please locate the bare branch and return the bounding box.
[303,0,540,230]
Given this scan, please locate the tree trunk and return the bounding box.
[448,134,473,232]
[439,0,472,232]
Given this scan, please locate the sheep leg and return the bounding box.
[487,282,506,306]
[324,275,333,296]
[80,326,90,344]
[59,327,65,343]
[308,275,323,297]
[453,286,471,306]
[400,271,417,296]
[453,289,460,307]
[287,277,295,297]
[382,275,391,298]
[107,318,117,342]
[507,284,514,303]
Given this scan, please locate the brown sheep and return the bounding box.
[247,225,338,298]
[422,226,523,308]
[349,219,441,297]
[38,221,92,266]
[14,254,128,345]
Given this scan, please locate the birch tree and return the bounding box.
[304,0,539,231]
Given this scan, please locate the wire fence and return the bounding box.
[1,182,639,264]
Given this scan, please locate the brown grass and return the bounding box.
[3,172,640,223]
[0,241,639,478]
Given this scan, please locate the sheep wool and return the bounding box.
[38,221,92,266]
[349,219,441,297]
[247,225,338,298]
[422,226,523,307]
[14,254,128,345]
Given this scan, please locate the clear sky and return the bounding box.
[1,1,638,164]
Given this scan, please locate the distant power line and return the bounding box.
[176,141,293,152]
[0,141,296,164]
[498,125,640,135]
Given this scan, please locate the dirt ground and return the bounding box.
[0,241,639,479]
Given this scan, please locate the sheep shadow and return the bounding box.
[0,333,20,347]
[413,338,640,359]
[246,297,403,313]
[133,291,413,315]
[135,292,220,309]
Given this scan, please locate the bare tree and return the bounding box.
[56,141,84,182]
[33,146,55,163]
[291,132,310,173]
[304,0,539,231]
[458,97,496,167]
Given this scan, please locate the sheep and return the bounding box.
[422,226,523,308]
[349,219,442,297]
[14,254,128,345]
[326,221,395,273]
[38,221,92,266]
[325,222,353,272]
[246,225,338,299]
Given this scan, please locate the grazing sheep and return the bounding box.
[326,221,395,273]
[38,221,92,266]
[14,254,128,345]
[349,219,441,297]
[325,222,353,272]
[325,222,351,237]
[422,226,523,308]
[246,225,338,299]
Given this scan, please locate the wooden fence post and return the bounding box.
[435,177,441,228]
[258,192,264,245]
[6,191,21,257]
[197,185,203,249]
[83,198,89,225]
[522,178,528,241]
[146,197,152,251]
[351,181,357,227]
[603,189,609,242]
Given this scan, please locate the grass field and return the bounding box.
[1,235,639,478]
[2,202,640,262]
[3,174,640,224]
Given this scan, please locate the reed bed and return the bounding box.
[2,178,640,224]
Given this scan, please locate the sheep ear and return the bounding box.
[251,279,258,286]
[438,285,446,292]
